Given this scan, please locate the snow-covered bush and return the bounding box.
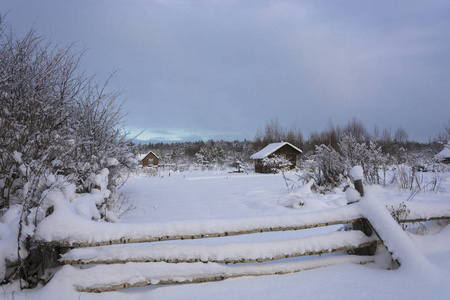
[0,18,134,215]
[311,144,346,189]
[338,135,392,185]
[364,141,386,185]
[338,134,369,171]
[0,16,136,286]
[139,166,159,177]
[301,134,393,190]
[263,155,292,173]
[0,205,28,283]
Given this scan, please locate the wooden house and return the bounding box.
[140,151,159,167]
[250,142,302,173]
[435,142,450,164]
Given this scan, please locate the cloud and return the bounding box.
[129,126,234,142]
[3,0,450,142]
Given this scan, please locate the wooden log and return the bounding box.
[41,217,365,248]
[398,216,450,223]
[39,215,450,249]
[60,240,381,265]
[351,219,377,256]
[75,256,376,293]
[349,178,376,255]
[354,179,364,197]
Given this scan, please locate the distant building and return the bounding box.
[139,151,159,167]
[250,142,302,173]
[435,142,450,164]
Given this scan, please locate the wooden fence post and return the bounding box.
[354,179,364,197]
[350,168,376,255]
[22,242,62,288]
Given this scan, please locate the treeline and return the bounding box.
[134,140,255,167]
[303,118,448,166]
[256,117,447,155]
[135,118,449,167]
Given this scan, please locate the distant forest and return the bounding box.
[133,118,450,167]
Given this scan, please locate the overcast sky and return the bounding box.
[2,0,449,143]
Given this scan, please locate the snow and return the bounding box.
[60,230,377,264]
[359,193,436,272]
[90,168,109,190]
[350,165,364,181]
[107,158,120,167]
[250,142,302,159]
[346,187,361,204]
[57,255,376,293]
[34,200,362,245]
[0,205,27,280]
[3,169,450,299]
[71,194,101,220]
[12,151,22,163]
[435,143,450,159]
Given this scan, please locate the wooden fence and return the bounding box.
[36,203,450,293]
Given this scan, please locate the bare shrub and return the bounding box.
[389,202,428,234]
[390,166,415,190]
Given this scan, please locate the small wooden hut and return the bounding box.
[435,142,450,164]
[250,142,302,173]
[140,151,159,167]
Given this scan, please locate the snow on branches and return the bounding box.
[0,18,134,215]
[0,16,135,285]
[263,155,292,173]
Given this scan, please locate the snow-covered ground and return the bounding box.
[3,168,450,299]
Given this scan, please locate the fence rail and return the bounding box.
[60,230,381,265]
[41,217,365,248]
[36,203,450,293]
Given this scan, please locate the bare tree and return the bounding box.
[285,125,304,148]
[263,118,284,145]
[445,121,450,137]
[381,128,392,143]
[394,127,409,144]
[342,117,369,142]
[253,125,266,151]
[372,125,380,142]
[325,119,340,149]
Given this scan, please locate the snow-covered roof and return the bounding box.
[435,143,450,159]
[250,142,302,159]
[138,151,159,161]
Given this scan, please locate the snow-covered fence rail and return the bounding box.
[34,202,450,293]
[37,205,364,248]
[56,216,381,293]
[35,202,450,249]
[59,228,381,266]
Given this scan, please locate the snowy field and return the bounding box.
[3,168,450,299]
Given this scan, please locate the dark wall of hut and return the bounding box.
[142,153,159,167]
